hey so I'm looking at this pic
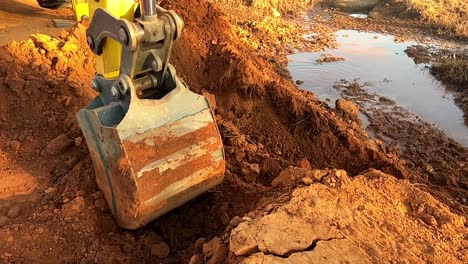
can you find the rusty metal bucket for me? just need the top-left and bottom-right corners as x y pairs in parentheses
(77, 76), (225, 229)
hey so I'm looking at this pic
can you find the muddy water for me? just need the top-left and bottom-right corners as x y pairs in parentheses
(288, 30), (468, 146)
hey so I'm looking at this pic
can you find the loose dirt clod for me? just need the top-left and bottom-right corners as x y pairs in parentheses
(6, 205), (21, 219)
(61, 197), (85, 218)
(316, 53), (345, 63)
(46, 134), (73, 156)
(150, 242), (171, 258)
(295, 158), (311, 169)
(94, 199), (108, 212)
(336, 98), (359, 120)
(0, 216), (10, 227)
(189, 254), (204, 264)
(202, 237), (227, 264)
(6, 140), (21, 152)
(229, 216), (242, 227)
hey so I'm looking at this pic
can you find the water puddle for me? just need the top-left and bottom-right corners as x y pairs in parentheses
(288, 30), (468, 146)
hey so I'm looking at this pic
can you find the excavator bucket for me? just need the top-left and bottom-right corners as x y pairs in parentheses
(77, 77), (225, 229)
(76, 1), (225, 229)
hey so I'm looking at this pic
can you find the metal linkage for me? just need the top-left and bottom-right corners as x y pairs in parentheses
(140, 0), (157, 18)
(86, 3), (184, 102)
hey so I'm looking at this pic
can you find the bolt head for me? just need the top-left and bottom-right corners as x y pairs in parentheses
(119, 27), (129, 44)
(111, 85), (120, 99)
(91, 79), (100, 92)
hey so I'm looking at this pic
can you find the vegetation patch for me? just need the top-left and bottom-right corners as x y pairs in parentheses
(210, 0), (318, 15)
(401, 0), (468, 38)
(431, 55), (468, 87)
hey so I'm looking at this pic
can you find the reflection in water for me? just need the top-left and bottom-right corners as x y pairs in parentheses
(288, 30), (468, 146)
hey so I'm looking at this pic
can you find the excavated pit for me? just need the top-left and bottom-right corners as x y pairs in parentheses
(0, 0), (461, 263)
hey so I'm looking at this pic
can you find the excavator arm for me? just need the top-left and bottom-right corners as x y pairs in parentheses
(67, 0), (225, 229)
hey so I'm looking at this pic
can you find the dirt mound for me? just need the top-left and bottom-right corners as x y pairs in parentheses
(230, 169), (467, 263)
(0, 0), (460, 262)
(324, 0), (381, 12)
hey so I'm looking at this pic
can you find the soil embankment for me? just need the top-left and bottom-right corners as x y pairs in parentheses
(0, 0), (466, 263)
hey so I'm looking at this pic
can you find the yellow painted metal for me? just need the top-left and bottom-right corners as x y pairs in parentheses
(70, 0), (89, 21)
(90, 0), (135, 78)
(71, 0), (136, 78)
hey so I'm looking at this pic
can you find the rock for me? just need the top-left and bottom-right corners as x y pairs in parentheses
(271, 167), (308, 187)
(7, 140), (21, 152)
(203, 237), (227, 264)
(301, 177), (313, 185)
(61, 41), (79, 53)
(94, 198), (108, 212)
(241, 162), (261, 180)
(230, 210), (341, 257)
(6, 77), (25, 91)
(32, 34), (60, 51)
(121, 243), (133, 254)
(295, 80), (304, 85)
(44, 187), (57, 194)
(0, 216), (10, 227)
(39, 63), (50, 73)
(91, 191), (104, 200)
(46, 134), (73, 156)
(422, 214), (438, 226)
(195, 237), (207, 251)
(334, 170), (349, 182)
(189, 254), (204, 264)
(242, 216), (252, 222)
(7, 205), (21, 219)
(61, 197), (86, 218)
(248, 163), (260, 175)
(150, 242), (170, 258)
(229, 216), (242, 227)
(296, 158), (311, 170)
(336, 99), (359, 119)
(306, 170), (328, 182)
(316, 54), (345, 64)
(74, 137), (83, 147)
